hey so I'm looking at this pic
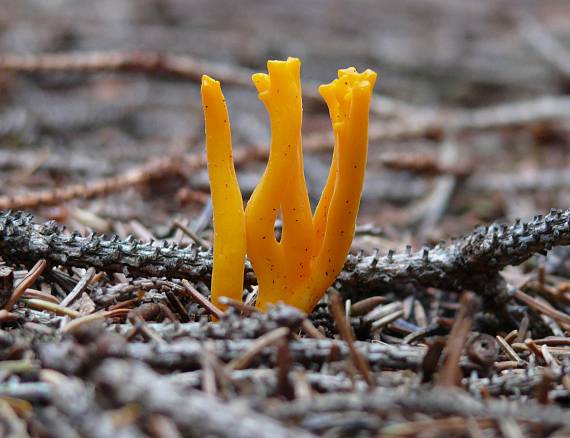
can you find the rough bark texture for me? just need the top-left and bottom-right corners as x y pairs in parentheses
(1, 210), (569, 297)
(265, 387), (570, 429)
(37, 335), (425, 374)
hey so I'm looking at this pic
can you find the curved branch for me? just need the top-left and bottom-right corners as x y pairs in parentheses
(0, 209), (569, 297)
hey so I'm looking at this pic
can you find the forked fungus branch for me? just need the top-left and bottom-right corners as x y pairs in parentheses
(202, 58), (376, 312)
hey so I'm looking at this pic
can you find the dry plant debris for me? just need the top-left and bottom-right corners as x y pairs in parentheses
(2, 1), (570, 436)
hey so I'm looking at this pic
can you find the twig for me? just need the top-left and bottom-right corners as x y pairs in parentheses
(127, 314), (166, 344)
(93, 358), (315, 438)
(380, 152), (472, 177)
(438, 292), (476, 387)
(329, 291), (375, 388)
(164, 290), (190, 322)
(0, 156), (185, 210)
(1, 210), (570, 299)
(218, 296), (259, 317)
(50, 336), (425, 372)
(496, 335), (523, 364)
(24, 298), (80, 318)
(181, 279), (223, 319)
(266, 387), (570, 428)
(226, 327), (290, 371)
(301, 319), (326, 340)
(173, 219), (210, 249)
(513, 289), (570, 327)
(59, 267), (96, 307)
(350, 296), (387, 317)
(0, 51), (251, 86)
(22, 288), (60, 304)
(60, 309), (130, 333)
(3, 259), (46, 310)
(0, 50), (415, 119)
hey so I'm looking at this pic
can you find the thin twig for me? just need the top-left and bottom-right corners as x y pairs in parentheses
(0, 156), (185, 210)
(61, 308), (130, 333)
(173, 220), (210, 249)
(217, 296), (259, 317)
(225, 327), (290, 371)
(496, 335), (523, 364)
(513, 289), (570, 327)
(301, 319), (326, 340)
(0, 50), (415, 119)
(3, 259), (47, 310)
(438, 292), (476, 387)
(59, 267), (96, 308)
(181, 279), (223, 320)
(329, 291), (375, 388)
(24, 299), (80, 318)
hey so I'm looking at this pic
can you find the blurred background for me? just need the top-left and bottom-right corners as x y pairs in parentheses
(1, 0), (570, 248)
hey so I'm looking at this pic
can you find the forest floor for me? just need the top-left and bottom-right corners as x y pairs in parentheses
(1, 1), (570, 437)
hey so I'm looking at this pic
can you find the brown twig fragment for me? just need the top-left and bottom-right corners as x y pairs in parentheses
(438, 292), (477, 387)
(22, 289), (60, 304)
(0, 51), (251, 86)
(514, 289), (570, 328)
(226, 327), (290, 371)
(173, 220), (211, 249)
(0, 156), (185, 210)
(421, 338), (446, 382)
(380, 152), (472, 177)
(495, 335), (523, 364)
(3, 259), (46, 310)
(276, 339), (295, 400)
(164, 290), (190, 322)
(301, 319), (326, 340)
(24, 298), (80, 318)
(59, 267), (96, 308)
(350, 296), (387, 317)
(535, 369), (555, 405)
(217, 296), (259, 317)
(329, 291), (375, 388)
(0, 50), (414, 120)
(181, 279), (223, 320)
(61, 308), (130, 333)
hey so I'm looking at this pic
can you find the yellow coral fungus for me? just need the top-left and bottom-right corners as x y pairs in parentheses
(202, 58), (376, 314)
(201, 75), (246, 310)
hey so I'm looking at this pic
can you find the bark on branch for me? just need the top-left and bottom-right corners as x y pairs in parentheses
(0, 209), (569, 297)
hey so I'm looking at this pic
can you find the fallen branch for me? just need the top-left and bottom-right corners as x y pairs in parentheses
(265, 387), (570, 429)
(0, 156), (186, 210)
(2, 94), (570, 210)
(93, 359), (314, 438)
(0, 210), (569, 297)
(0, 51), (252, 87)
(38, 336), (425, 373)
(0, 50), (412, 119)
